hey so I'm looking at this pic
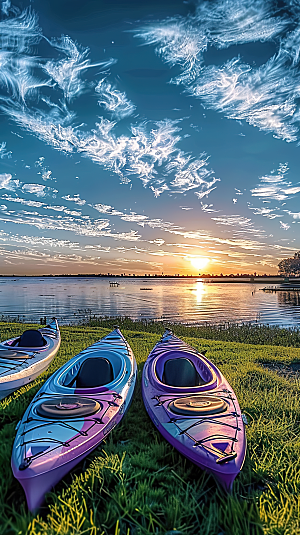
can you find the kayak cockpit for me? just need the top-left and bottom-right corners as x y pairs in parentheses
(5, 330), (48, 349)
(154, 350), (218, 391)
(59, 349), (124, 390)
(163, 358), (203, 387)
(64, 357), (114, 388)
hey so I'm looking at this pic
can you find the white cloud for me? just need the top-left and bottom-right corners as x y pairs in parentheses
(21, 183), (47, 197)
(0, 173), (19, 191)
(95, 78), (136, 119)
(62, 194), (86, 206)
(0, 5), (220, 199)
(283, 210), (300, 220)
(211, 214), (262, 235)
(135, 1), (300, 143)
(0, 209), (142, 241)
(249, 206), (281, 219)
(251, 163), (300, 201)
(0, 6), (42, 54)
(280, 221), (290, 230)
(43, 36), (116, 102)
(200, 202), (220, 213)
(91, 202), (183, 233)
(0, 141), (11, 158)
(1, 193), (44, 207)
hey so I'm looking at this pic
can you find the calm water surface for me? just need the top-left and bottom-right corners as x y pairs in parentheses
(0, 277), (300, 328)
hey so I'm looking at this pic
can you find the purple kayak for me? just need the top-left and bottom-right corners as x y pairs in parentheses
(11, 328), (137, 511)
(142, 329), (246, 490)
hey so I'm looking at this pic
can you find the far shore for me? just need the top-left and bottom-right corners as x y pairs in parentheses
(0, 274), (295, 283)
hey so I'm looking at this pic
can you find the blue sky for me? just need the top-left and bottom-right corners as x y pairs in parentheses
(0, 0), (300, 275)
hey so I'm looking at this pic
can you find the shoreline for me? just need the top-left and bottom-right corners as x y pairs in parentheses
(2, 316), (300, 348)
(0, 274), (291, 283)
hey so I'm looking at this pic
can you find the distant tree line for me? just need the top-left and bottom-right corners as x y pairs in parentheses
(278, 251), (300, 276)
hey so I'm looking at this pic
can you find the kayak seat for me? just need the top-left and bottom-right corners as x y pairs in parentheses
(14, 330), (46, 348)
(76, 357), (114, 388)
(162, 358), (199, 387)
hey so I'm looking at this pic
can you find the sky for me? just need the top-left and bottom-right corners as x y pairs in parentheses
(0, 0), (300, 276)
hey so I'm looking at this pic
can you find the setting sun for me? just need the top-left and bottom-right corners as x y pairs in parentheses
(189, 257), (210, 271)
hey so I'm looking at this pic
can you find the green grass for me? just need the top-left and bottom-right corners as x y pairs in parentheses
(1, 321), (300, 534)
(86, 316), (300, 348)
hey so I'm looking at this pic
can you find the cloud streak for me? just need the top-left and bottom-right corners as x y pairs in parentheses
(136, 0), (300, 143)
(251, 163), (300, 201)
(0, 6), (219, 199)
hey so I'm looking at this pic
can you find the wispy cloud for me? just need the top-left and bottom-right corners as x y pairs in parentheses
(95, 78), (136, 119)
(0, 230), (80, 249)
(35, 156), (56, 181)
(200, 202), (220, 213)
(0, 173), (20, 191)
(62, 194), (86, 206)
(21, 183), (47, 197)
(0, 6), (42, 54)
(280, 221), (290, 230)
(283, 210), (300, 220)
(135, 0), (300, 143)
(0, 205), (142, 241)
(43, 36), (116, 102)
(251, 163), (300, 201)
(91, 202), (184, 232)
(248, 205), (281, 219)
(211, 214), (264, 235)
(2, 193), (44, 207)
(0, 7), (219, 199)
(0, 141), (11, 158)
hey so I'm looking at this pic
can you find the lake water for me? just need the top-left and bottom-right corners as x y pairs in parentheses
(0, 277), (300, 328)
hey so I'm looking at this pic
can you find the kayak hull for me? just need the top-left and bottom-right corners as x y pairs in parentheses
(11, 328), (137, 511)
(0, 319), (60, 400)
(142, 330), (246, 490)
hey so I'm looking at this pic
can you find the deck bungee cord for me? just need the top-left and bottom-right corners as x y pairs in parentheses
(151, 390), (241, 462)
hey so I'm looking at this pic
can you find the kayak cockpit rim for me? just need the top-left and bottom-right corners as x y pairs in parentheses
(1, 319), (60, 352)
(56, 349), (126, 391)
(2, 339), (50, 351)
(152, 350), (218, 391)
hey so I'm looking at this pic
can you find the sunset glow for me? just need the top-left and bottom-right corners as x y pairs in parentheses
(189, 257), (210, 271)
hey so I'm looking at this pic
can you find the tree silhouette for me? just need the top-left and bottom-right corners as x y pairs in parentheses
(278, 252), (300, 276)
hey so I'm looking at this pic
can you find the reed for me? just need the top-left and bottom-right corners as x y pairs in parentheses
(0, 321), (300, 534)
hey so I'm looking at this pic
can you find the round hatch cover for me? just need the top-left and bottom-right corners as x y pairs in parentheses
(36, 396), (101, 419)
(168, 395), (227, 416)
(0, 350), (31, 359)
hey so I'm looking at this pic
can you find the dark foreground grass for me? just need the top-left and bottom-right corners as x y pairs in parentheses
(0, 322), (300, 534)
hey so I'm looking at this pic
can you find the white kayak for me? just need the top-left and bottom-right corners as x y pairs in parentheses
(0, 318), (61, 400)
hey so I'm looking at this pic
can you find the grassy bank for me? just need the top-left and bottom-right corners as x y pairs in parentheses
(0, 322), (300, 535)
(86, 316), (300, 348)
